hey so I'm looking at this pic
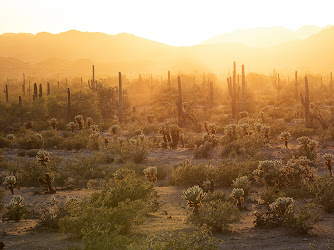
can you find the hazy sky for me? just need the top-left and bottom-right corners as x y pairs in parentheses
(0, 0), (333, 46)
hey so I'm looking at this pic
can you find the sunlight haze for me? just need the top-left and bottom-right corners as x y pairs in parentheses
(1, 0), (334, 46)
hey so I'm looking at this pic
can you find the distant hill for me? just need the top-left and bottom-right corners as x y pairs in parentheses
(201, 26), (322, 47)
(1, 27), (334, 78)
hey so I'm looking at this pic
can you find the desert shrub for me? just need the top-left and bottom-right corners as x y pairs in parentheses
(288, 123), (314, 138)
(16, 129), (43, 149)
(194, 141), (213, 159)
(309, 176), (334, 213)
(2, 195), (28, 222)
(258, 187), (283, 205)
(17, 150), (26, 157)
(59, 173), (159, 239)
(0, 188), (5, 208)
(188, 199), (241, 232)
(26, 149), (39, 157)
(0, 135), (10, 148)
(135, 230), (221, 250)
(172, 160), (216, 186)
(203, 190), (228, 203)
(255, 197), (322, 234)
(87, 131), (103, 150)
(60, 131), (89, 150)
(42, 130), (63, 149)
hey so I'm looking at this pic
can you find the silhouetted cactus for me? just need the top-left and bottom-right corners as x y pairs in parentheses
(22, 73), (25, 96)
(273, 73), (282, 96)
(47, 82), (50, 96)
(27, 80), (31, 96)
(88, 65), (102, 91)
(178, 76), (183, 126)
(168, 70), (170, 88)
(300, 76), (312, 128)
(118, 72), (123, 122)
(67, 88), (71, 122)
(4, 84), (8, 103)
(331, 72), (333, 94)
(18, 96), (22, 106)
(294, 71), (299, 100)
(33, 83), (37, 96)
(241, 64), (247, 111)
(228, 62), (240, 119)
(39, 83), (42, 98)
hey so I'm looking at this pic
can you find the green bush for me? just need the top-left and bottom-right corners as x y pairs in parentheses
(309, 176), (334, 213)
(42, 130), (63, 149)
(188, 200), (241, 232)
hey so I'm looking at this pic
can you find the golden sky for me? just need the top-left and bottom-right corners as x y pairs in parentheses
(0, 0), (333, 46)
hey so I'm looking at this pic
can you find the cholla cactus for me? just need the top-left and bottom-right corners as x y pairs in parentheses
(36, 150), (50, 166)
(49, 118), (58, 130)
(74, 115), (85, 130)
(110, 124), (119, 134)
(138, 134), (146, 141)
(67, 122), (76, 133)
(7, 134), (14, 140)
(201, 180), (214, 193)
(38, 173), (56, 194)
(208, 123), (217, 135)
(90, 125), (99, 132)
(254, 122), (262, 133)
(182, 185), (206, 212)
(230, 188), (245, 211)
(232, 176), (251, 196)
(86, 117), (93, 128)
(269, 197), (294, 217)
(253, 160), (282, 187)
(134, 129), (143, 136)
(296, 136), (318, 161)
(143, 166), (157, 183)
(239, 123), (249, 135)
(3, 175), (16, 194)
(323, 153), (333, 177)
(280, 131), (291, 148)
(4, 195), (25, 222)
(225, 124), (237, 138)
(262, 125), (270, 142)
(89, 131), (100, 139)
(117, 136), (126, 145)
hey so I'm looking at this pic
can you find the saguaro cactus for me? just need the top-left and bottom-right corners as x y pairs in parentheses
(294, 71), (299, 100)
(177, 76), (183, 125)
(330, 72), (333, 94)
(18, 96), (22, 106)
(118, 72), (123, 123)
(300, 76), (312, 128)
(47, 82), (50, 96)
(88, 65), (101, 91)
(4, 84), (8, 103)
(168, 70), (171, 89)
(67, 88), (71, 122)
(241, 64), (246, 111)
(209, 80), (213, 105)
(27, 80), (31, 96)
(22, 73), (25, 96)
(228, 62), (240, 119)
(273, 73), (282, 96)
(33, 83), (38, 97)
(39, 84), (43, 98)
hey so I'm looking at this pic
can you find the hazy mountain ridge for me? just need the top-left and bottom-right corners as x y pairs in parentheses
(0, 26), (334, 78)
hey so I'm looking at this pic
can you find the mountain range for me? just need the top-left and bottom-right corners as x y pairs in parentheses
(0, 26), (333, 79)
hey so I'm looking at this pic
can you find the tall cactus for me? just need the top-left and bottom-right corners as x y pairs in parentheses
(118, 72), (123, 123)
(209, 80), (213, 105)
(22, 73), (25, 96)
(168, 70), (171, 89)
(273, 73), (282, 96)
(47, 82), (50, 96)
(241, 64), (246, 111)
(34, 83), (38, 97)
(27, 80), (31, 96)
(300, 76), (312, 128)
(67, 88), (71, 122)
(18, 96), (22, 106)
(57, 81), (60, 91)
(177, 76), (183, 125)
(330, 72), (333, 94)
(4, 84), (8, 103)
(294, 71), (299, 100)
(39, 84), (43, 98)
(88, 65), (101, 91)
(228, 62), (240, 119)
